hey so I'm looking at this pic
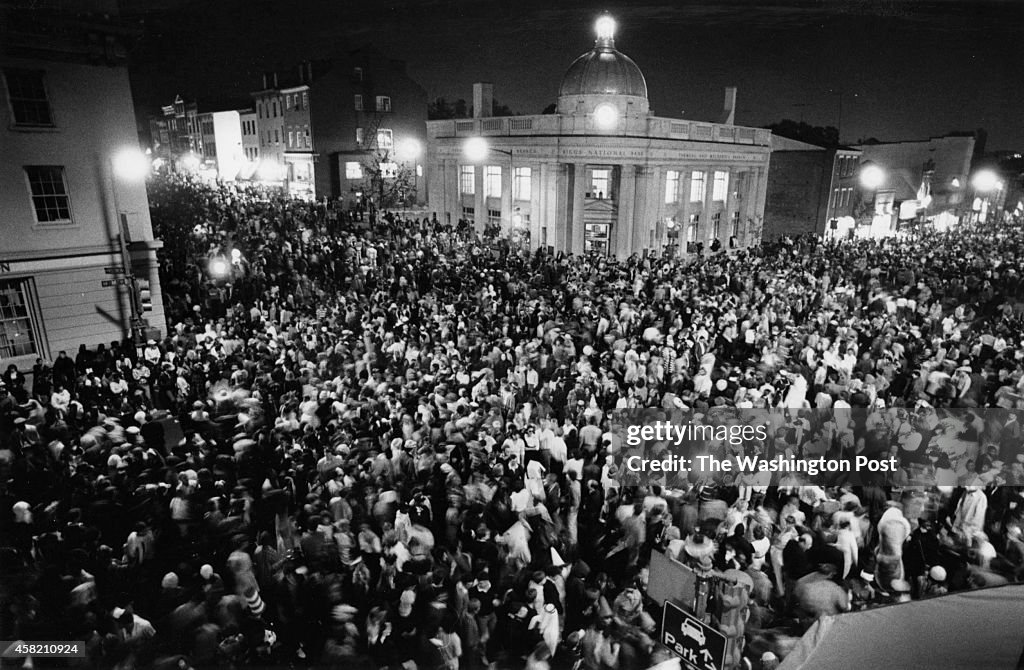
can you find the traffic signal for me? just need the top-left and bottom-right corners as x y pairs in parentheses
(138, 279), (153, 312)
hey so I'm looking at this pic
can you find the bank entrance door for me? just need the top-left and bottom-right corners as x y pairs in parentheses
(584, 223), (611, 254)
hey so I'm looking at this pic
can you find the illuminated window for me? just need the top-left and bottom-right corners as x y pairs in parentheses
(591, 169), (610, 198)
(302, 92), (308, 109)
(687, 213), (699, 242)
(485, 165), (502, 198)
(690, 171), (706, 202)
(0, 278), (39, 358)
(354, 94), (363, 111)
(376, 96), (392, 112)
(353, 67), (363, 81)
(345, 162), (363, 179)
(460, 165), (475, 194)
(288, 131), (294, 147)
(376, 128), (393, 150)
(713, 171), (729, 201)
(25, 166), (71, 224)
(665, 170), (680, 204)
(416, 164), (423, 177)
(355, 127), (364, 145)
(3, 68), (53, 126)
(514, 167), (532, 200)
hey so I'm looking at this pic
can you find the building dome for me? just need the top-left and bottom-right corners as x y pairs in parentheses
(556, 16), (649, 118)
(558, 46), (648, 99)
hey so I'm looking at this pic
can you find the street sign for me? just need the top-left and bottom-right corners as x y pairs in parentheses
(101, 278), (130, 287)
(104, 266), (126, 275)
(661, 602), (726, 670)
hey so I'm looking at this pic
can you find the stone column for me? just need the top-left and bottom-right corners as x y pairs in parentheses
(554, 163), (570, 252)
(615, 164), (636, 260)
(679, 169), (694, 255)
(723, 169), (737, 246)
(631, 166), (651, 255)
(646, 166), (666, 256)
(501, 160), (513, 236)
(530, 162), (543, 250)
(474, 164), (486, 231)
(570, 163), (586, 256)
(754, 163), (769, 244)
(702, 168), (716, 248)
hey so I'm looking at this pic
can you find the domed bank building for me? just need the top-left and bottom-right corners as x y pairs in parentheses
(425, 15), (772, 258)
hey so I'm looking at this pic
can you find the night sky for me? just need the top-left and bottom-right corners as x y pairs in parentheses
(125, 0), (1024, 149)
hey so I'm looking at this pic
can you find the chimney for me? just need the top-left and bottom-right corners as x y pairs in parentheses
(473, 82), (493, 118)
(720, 86), (737, 125)
(298, 63), (305, 83)
(273, 72), (279, 88)
(262, 73), (268, 89)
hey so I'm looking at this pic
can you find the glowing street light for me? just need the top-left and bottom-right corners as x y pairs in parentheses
(463, 136), (490, 162)
(209, 257), (230, 278)
(398, 138), (422, 161)
(594, 103), (619, 129)
(112, 147), (150, 181)
(971, 169), (999, 193)
(859, 164), (885, 190)
(230, 248), (243, 264)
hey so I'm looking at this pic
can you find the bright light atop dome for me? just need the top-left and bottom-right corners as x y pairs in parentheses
(463, 137), (489, 162)
(595, 15), (616, 41)
(859, 164), (885, 190)
(594, 103), (619, 129)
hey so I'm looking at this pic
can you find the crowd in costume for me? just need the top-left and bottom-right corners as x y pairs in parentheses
(2, 174), (1024, 670)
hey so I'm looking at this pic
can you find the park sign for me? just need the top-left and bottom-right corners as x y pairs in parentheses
(661, 601), (725, 670)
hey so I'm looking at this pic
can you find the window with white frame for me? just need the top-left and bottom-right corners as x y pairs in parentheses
(288, 131), (294, 147)
(513, 167), (532, 201)
(302, 92), (308, 109)
(713, 171), (729, 201)
(690, 171), (706, 202)
(345, 162), (363, 179)
(0, 278), (38, 358)
(665, 170), (680, 204)
(25, 166), (71, 224)
(4, 68), (53, 126)
(376, 96), (392, 112)
(460, 165), (475, 194)
(376, 128), (393, 150)
(485, 165), (502, 198)
(354, 94), (363, 111)
(590, 169), (610, 198)
(687, 213), (699, 243)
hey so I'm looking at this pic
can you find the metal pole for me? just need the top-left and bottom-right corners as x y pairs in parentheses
(107, 160), (143, 349)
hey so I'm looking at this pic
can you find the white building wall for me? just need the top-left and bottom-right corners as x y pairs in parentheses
(0, 56), (165, 370)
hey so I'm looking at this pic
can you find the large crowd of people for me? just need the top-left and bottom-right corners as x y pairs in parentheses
(2, 173), (1024, 670)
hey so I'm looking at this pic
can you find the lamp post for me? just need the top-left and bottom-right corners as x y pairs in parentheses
(463, 136), (515, 238)
(858, 162), (886, 237)
(109, 147), (152, 349)
(971, 169), (1002, 224)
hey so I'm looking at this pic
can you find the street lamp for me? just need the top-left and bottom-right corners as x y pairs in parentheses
(112, 147), (150, 181)
(971, 169), (999, 193)
(859, 164), (885, 190)
(463, 137), (515, 237)
(398, 138), (422, 161)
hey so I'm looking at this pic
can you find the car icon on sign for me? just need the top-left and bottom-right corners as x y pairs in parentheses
(681, 619), (706, 646)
